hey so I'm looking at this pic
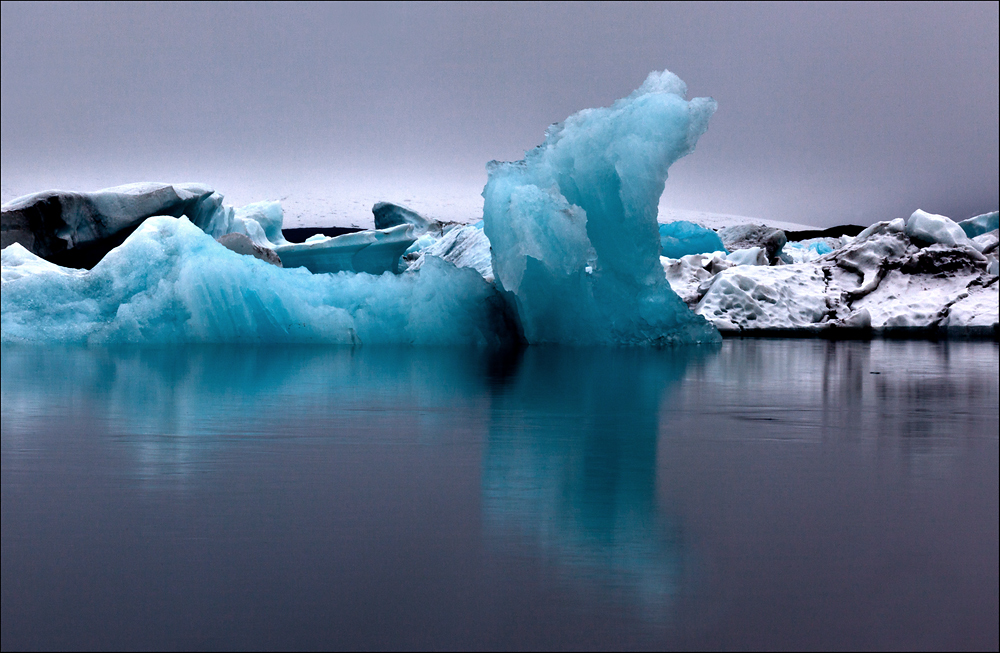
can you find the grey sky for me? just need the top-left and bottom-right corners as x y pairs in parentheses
(2, 1), (997, 227)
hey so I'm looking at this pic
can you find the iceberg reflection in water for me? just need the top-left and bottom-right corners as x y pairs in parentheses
(2, 341), (997, 649)
(482, 348), (699, 613)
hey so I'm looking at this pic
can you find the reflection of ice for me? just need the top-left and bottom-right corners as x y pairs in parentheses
(0, 345), (498, 482)
(481, 347), (712, 613)
(676, 340), (1000, 476)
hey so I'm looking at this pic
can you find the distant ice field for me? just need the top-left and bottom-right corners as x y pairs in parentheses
(1, 173), (814, 232)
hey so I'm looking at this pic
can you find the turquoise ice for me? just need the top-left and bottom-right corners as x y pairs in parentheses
(1, 217), (510, 345)
(658, 220), (727, 259)
(482, 70), (721, 345)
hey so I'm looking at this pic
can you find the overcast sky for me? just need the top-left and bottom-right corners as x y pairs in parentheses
(2, 1), (997, 227)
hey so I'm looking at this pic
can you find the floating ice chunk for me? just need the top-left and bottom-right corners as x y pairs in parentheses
(905, 209), (974, 248)
(275, 224), (416, 275)
(694, 264), (830, 331)
(2, 216), (511, 345)
(482, 69), (720, 345)
(658, 220), (726, 259)
(958, 211), (999, 238)
(725, 247), (768, 266)
(408, 224), (493, 282)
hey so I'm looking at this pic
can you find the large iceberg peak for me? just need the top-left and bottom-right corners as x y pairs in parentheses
(483, 69), (719, 345)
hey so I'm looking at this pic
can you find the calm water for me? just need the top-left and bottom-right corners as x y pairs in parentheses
(2, 340), (998, 650)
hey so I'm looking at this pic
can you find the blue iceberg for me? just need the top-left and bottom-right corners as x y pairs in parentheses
(482, 70), (720, 345)
(2, 217), (511, 345)
(658, 220), (727, 259)
(3, 69), (726, 347)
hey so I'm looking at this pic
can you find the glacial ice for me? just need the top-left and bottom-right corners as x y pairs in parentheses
(1, 182), (225, 267)
(717, 224), (787, 264)
(905, 209), (975, 248)
(959, 211), (1000, 238)
(482, 70), (720, 345)
(691, 217), (998, 335)
(407, 224), (494, 282)
(658, 220), (727, 259)
(782, 238), (838, 264)
(660, 253), (732, 305)
(724, 247), (769, 266)
(1, 217), (512, 345)
(372, 202), (438, 234)
(2, 67), (996, 345)
(275, 224), (417, 275)
(695, 263), (831, 332)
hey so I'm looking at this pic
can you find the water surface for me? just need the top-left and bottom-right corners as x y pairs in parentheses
(3, 340), (998, 650)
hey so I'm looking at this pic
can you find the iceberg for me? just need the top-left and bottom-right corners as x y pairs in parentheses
(661, 252), (732, 305)
(695, 263), (832, 332)
(693, 217), (998, 335)
(658, 220), (727, 259)
(958, 211), (999, 239)
(482, 70), (720, 345)
(1, 217), (514, 345)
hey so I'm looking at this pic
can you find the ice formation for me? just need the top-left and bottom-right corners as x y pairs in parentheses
(959, 211), (999, 238)
(482, 70), (720, 345)
(716, 224), (787, 264)
(0, 183), (224, 267)
(407, 224), (493, 282)
(781, 238), (839, 264)
(2, 68), (995, 345)
(275, 224), (416, 275)
(905, 209), (976, 248)
(1, 217), (513, 345)
(686, 217), (998, 335)
(372, 202), (439, 235)
(658, 220), (727, 259)
(217, 233), (283, 267)
(724, 247), (769, 266)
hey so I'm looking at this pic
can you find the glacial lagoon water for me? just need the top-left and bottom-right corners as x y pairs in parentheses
(2, 340), (997, 650)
